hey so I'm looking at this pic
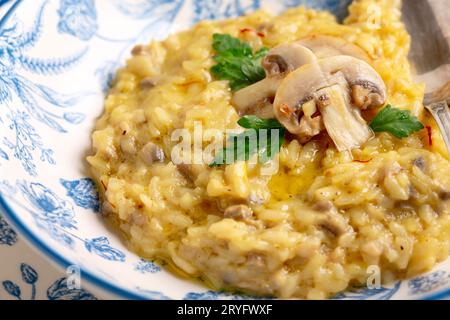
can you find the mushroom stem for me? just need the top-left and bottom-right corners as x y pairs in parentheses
(316, 84), (373, 151)
(231, 76), (283, 117)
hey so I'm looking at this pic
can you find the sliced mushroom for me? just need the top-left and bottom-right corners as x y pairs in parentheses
(232, 43), (317, 118)
(273, 55), (386, 151)
(316, 84), (374, 151)
(262, 43), (317, 77)
(298, 35), (371, 62)
(298, 36), (380, 110)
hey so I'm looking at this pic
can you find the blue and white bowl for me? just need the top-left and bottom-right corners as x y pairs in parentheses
(0, 0), (449, 300)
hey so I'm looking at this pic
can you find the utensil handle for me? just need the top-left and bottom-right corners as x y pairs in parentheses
(426, 101), (450, 154)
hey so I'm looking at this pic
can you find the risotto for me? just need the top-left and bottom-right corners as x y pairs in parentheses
(87, 0), (450, 299)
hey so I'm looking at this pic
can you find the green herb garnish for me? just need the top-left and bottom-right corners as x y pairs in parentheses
(209, 116), (285, 167)
(210, 33), (268, 91)
(369, 104), (424, 138)
(237, 115), (285, 130)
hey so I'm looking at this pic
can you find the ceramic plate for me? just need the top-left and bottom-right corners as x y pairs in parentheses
(0, 0), (449, 300)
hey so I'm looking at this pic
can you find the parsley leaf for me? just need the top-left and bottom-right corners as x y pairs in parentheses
(369, 104), (424, 138)
(209, 116), (285, 167)
(211, 33), (269, 91)
(238, 115), (285, 129)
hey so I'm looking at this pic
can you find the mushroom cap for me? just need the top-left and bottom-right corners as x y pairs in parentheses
(273, 55), (387, 134)
(298, 35), (371, 62)
(232, 43), (317, 116)
(262, 43), (317, 76)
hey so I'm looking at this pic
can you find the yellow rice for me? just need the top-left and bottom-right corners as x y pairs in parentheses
(87, 0), (450, 299)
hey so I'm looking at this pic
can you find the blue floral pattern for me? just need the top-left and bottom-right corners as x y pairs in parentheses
(57, 0), (98, 41)
(2, 263), (37, 300)
(0, 147), (8, 160)
(184, 290), (271, 300)
(193, 0), (260, 21)
(20, 263), (38, 299)
(3, 178), (124, 259)
(1, 0), (88, 176)
(2, 280), (21, 299)
(95, 60), (120, 93)
(283, 0), (352, 20)
(47, 277), (97, 300)
(134, 258), (161, 274)
(17, 180), (76, 248)
(114, 0), (184, 20)
(3, 111), (55, 175)
(408, 271), (450, 295)
(19, 181), (76, 229)
(84, 236), (126, 262)
(135, 287), (172, 300)
(60, 178), (99, 212)
(1, 262), (96, 300)
(0, 214), (17, 246)
(332, 282), (401, 300)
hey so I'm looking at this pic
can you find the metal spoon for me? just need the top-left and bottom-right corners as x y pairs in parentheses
(402, 0), (450, 153)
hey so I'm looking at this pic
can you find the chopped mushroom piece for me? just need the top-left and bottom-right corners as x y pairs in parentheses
(297, 99), (324, 143)
(139, 142), (165, 165)
(315, 206), (348, 237)
(131, 45), (152, 56)
(232, 43), (317, 118)
(177, 163), (196, 182)
(101, 200), (114, 217)
(273, 55), (386, 151)
(311, 201), (348, 237)
(298, 35), (371, 62)
(439, 191), (450, 201)
(412, 156), (426, 170)
(351, 81), (386, 110)
(129, 211), (148, 226)
(312, 200), (333, 212)
(320, 220), (345, 237)
(223, 204), (253, 220)
(140, 77), (160, 90)
(246, 252), (266, 271)
(298, 114), (324, 143)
